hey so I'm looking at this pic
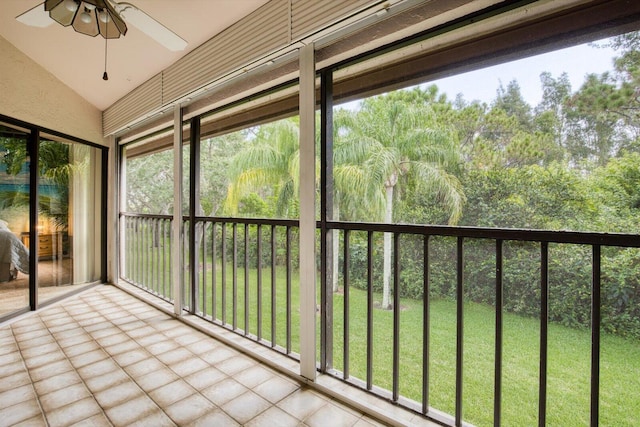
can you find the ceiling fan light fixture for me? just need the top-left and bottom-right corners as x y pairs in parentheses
(98, 10), (110, 24)
(44, 0), (127, 39)
(79, 10), (92, 24)
(64, 0), (78, 13)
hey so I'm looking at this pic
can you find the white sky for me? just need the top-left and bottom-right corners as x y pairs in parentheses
(431, 42), (618, 106)
(337, 38), (619, 109)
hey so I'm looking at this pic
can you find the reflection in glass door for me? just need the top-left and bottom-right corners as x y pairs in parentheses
(37, 136), (103, 305)
(37, 139), (70, 290)
(0, 123), (31, 316)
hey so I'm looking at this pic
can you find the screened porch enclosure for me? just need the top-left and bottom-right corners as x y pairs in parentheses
(119, 212), (640, 426)
(117, 1), (640, 426)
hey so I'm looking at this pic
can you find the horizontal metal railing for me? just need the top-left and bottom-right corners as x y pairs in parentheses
(121, 212), (640, 426)
(323, 221), (640, 427)
(121, 213), (173, 302)
(188, 216), (300, 358)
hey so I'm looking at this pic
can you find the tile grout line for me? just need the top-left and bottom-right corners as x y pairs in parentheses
(8, 323), (49, 426)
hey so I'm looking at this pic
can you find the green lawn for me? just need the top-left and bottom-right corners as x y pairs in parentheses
(155, 253), (640, 426)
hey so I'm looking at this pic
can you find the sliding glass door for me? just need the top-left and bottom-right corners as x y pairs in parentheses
(37, 135), (103, 304)
(0, 116), (106, 319)
(0, 123), (31, 316)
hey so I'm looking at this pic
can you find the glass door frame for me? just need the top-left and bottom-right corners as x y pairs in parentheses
(0, 113), (108, 318)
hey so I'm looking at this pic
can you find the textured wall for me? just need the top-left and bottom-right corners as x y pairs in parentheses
(0, 35), (106, 146)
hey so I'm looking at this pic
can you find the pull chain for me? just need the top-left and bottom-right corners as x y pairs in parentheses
(103, 23), (109, 80)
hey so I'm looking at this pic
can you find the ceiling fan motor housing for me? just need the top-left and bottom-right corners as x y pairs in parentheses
(45, 0), (127, 38)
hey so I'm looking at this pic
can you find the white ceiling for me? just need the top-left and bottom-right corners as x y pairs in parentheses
(0, 0), (269, 111)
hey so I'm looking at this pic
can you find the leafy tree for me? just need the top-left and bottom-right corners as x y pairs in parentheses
(493, 79), (533, 131)
(125, 148), (174, 214)
(199, 133), (248, 216)
(565, 72), (623, 166)
(337, 87), (465, 309)
(534, 71), (571, 155)
(224, 118), (301, 218)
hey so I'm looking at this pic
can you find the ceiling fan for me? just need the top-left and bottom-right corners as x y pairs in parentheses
(16, 0), (188, 52)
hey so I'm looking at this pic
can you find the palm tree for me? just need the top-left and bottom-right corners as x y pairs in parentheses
(336, 87), (466, 309)
(224, 118), (301, 218)
(1, 138), (72, 230)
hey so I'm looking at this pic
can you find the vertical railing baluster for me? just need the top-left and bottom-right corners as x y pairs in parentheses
(539, 241), (549, 427)
(221, 223), (227, 325)
(132, 217), (135, 283)
(494, 239), (504, 427)
(139, 218), (143, 287)
(150, 218), (155, 293)
(168, 219), (173, 300)
(141, 217), (145, 286)
(343, 229), (350, 380)
(183, 221), (189, 308)
(135, 217), (139, 285)
(366, 231), (373, 391)
(155, 218), (160, 294)
(124, 217), (127, 281)
(392, 232), (401, 402)
(456, 236), (464, 426)
(141, 217), (145, 287)
(422, 235), (430, 414)
(233, 223), (238, 330)
(244, 223), (249, 336)
(257, 224), (263, 342)
(142, 217), (146, 286)
(140, 218), (148, 289)
(271, 225), (277, 348)
(162, 219), (167, 298)
(149, 218), (153, 292)
(153, 218), (157, 292)
(212, 222), (217, 321)
(286, 226), (292, 354)
(127, 217), (131, 282)
(591, 245), (601, 427)
(202, 221), (207, 316)
(194, 221), (199, 311)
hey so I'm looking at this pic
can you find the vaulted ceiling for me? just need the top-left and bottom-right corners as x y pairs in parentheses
(0, 0), (269, 110)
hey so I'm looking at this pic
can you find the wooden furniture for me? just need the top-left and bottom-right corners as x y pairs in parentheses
(21, 232), (63, 260)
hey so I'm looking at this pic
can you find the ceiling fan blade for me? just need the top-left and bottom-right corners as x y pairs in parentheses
(114, 2), (187, 51)
(16, 3), (53, 28)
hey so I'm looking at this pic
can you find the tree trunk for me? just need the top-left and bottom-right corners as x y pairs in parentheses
(382, 181), (395, 310)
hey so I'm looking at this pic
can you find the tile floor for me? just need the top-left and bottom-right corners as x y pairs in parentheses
(0, 284), (396, 427)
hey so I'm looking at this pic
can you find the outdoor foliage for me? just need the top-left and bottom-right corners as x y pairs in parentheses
(126, 33), (640, 338)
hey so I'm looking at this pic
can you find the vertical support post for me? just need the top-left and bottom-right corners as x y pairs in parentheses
(343, 229), (350, 380)
(244, 224), (249, 335)
(257, 224), (263, 341)
(299, 42), (317, 381)
(271, 225), (277, 347)
(172, 106), (184, 316)
(320, 69), (334, 373)
(189, 117), (200, 314)
(115, 139), (125, 284)
(212, 222), (217, 320)
(101, 143), (109, 284)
